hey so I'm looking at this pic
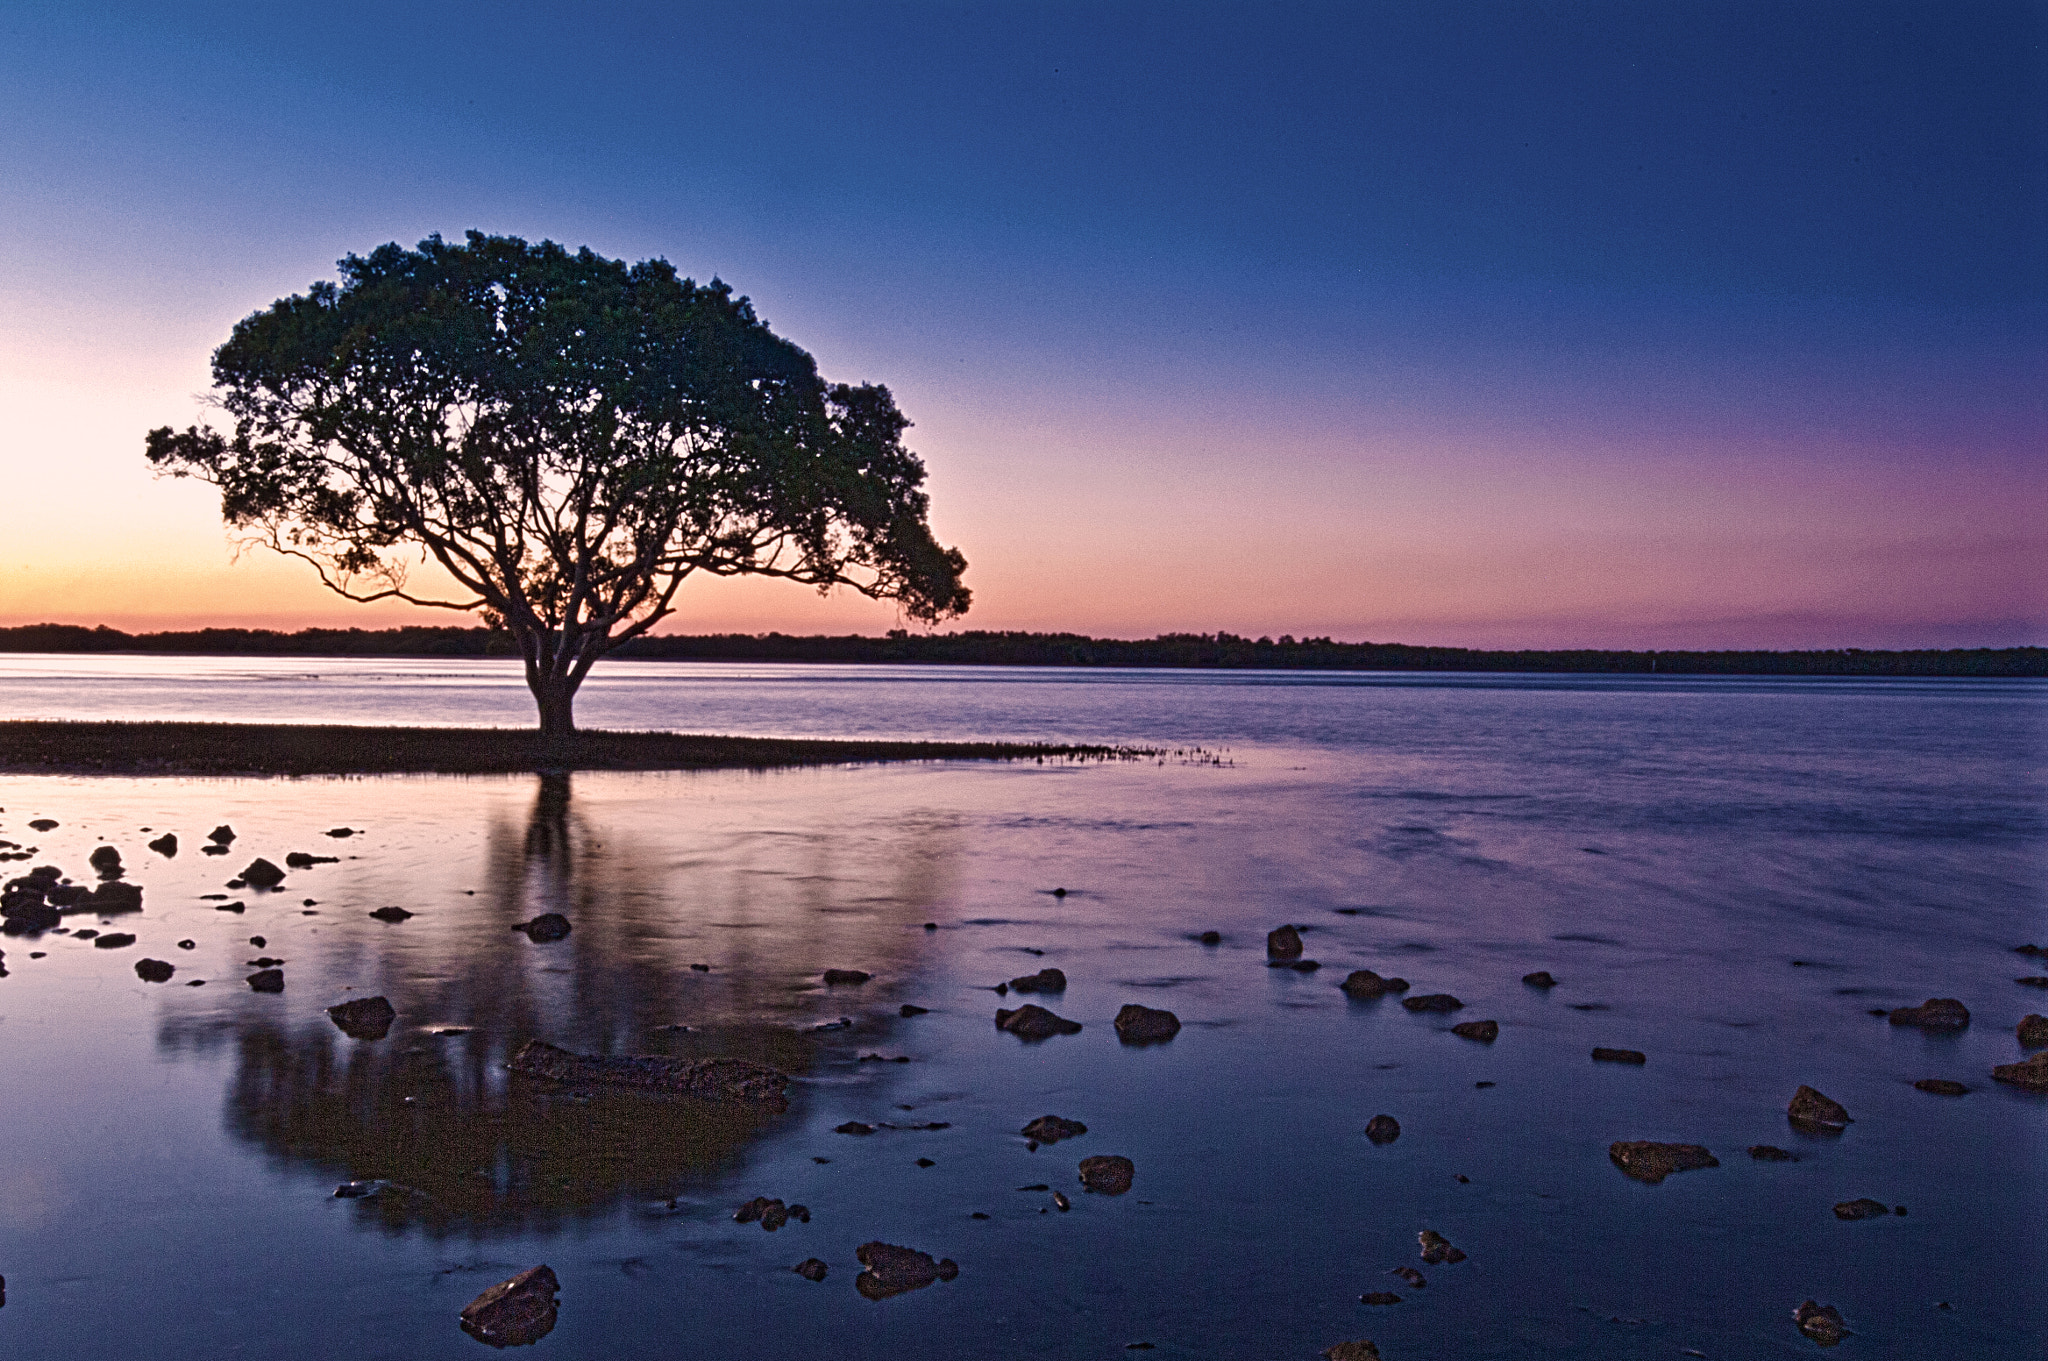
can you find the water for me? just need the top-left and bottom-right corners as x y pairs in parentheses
(0, 656), (2042, 1358)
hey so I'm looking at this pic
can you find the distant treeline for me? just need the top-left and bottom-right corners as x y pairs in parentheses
(2, 623), (2041, 676)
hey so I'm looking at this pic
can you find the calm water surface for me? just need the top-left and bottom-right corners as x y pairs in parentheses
(0, 657), (2042, 1358)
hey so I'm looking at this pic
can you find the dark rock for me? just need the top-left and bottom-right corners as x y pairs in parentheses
(207, 825), (235, 845)
(1007, 967), (1066, 994)
(460, 1265), (559, 1348)
(214, 901), (244, 913)
(28, 819), (57, 831)
(86, 881), (143, 913)
(1334, 970), (1410, 999)
(2, 902), (60, 933)
(1833, 1197), (1889, 1221)
(1198, 930), (1221, 944)
(1913, 1078), (1969, 1096)
(1323, 1344), (1382, 1361)
(1747, 1145), (1797, 1161)
(325, 827), (356, 838)
(284, 852), (338, 868)
(1360, 1292), (1402, 1305)
(508, 1039), (789, 1110)
(995, 1004), (1082, 1038)
(1266, 924), (1303, 959)
(247, 968), (284, 993)
(327, 996), (397, 1040)
(1021, 1115), (1088, 1144)
(1365, 1114), (1401, 1145)
(854, 1242), (958, 1300)
(369, 907), (414, 923)
(1078, 1154), (1135, 1196)
(1402, 993), (1464, 1013)
(899, 1004), (929, 1017)
(92, 932), (136, 950)
(2018, 944), (2048, 957)
(201, 845), (228, 856)
(1592, 1047), (1647, 1064)
(515, 913), (571, 942)
(1114, 1003), (1181, 1044)
(1991, 1051), (2048, 1091)
(88, 846), (123, 876)
(1794, 1299), (1846, 1346)
(1888, 997), (1969, 1030)
(1451, 1019), (1498, 1042)
(835, 1122), (875, 1135)
(1417, 1229), (1466, 1264)
(73, 929), (98, 939)
(239, 858), (287, 890)
(823, 968), (871, 985)
(177, 940), (195, 949)
(915, 1157), (935, 1168)
(690, 963), (710, 972)
(334, 1179), (380, 1198)
(794, 1258), (828, 1282)
(1521, 970), (1557, 987)
(1390, 1267), (1426, 1288)
(735, 1197), (806, 1230)
(135, 958), (174, 983)
(1290, 959), (1322, 972)
(249, 937), (265, 947)
(1608, 1141), (1719, 1184)
(1788, 1085), (1852, 1131)
(46, 883), (91, 907)
(2018, 1014), (2048, 1048)
(148, 833), (177, 857)
(248, 957), (285, 968)
(2017, 976), (2048, 989)
(1052, 1191), (1070, 1211)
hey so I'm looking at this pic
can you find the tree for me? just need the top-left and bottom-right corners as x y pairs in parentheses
(146, 232), (970, 735)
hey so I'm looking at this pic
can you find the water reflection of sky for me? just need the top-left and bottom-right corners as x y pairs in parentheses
(0, 672), (2043, 1356)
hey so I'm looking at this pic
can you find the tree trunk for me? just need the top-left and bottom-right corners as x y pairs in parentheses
(531, 672), (579, 738)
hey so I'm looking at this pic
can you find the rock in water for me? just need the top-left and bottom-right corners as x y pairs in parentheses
(92, 932), (136, 950)
(1592, 1047), (1647, 1064)
(1340, 970), (1410, 998)
(1608, 1141), (1719, 1184)
(1402, 994), (1464, 1013)
(1113, 1003), (1181, 1044)
(1833, 1197), (1889, 1220)
(134, 958), (174, 983)
(368, 907), (414, 923)
(1992, 1051), (2048, 1091)
(1020, 1115), (1088, 1144)
(284, 851), (339, 868)
(822, 968), (871, 985)
(1794, 1299), (1847, 1347)
(995, 1004), (1082, 1039)
(1390, 1267), (1425, 1288)
(207, 825), (235, 845)
(460, 1265), (559, 1347)
(1888, 997), (1969, 1030)
(1417, 1229), (1466, 1264)
(87, 882), (143, 913)
(1788, 1085), (1852, 1131)
(1078, 1154), (1135, 1196)
(1323, 1344), (1382, 1361)
(1266, 925), (1303, 960)
(854, 1242), (958, 1300)
(1359, 1292), (1402, 1305)
(88, 846), (123, 877)
(1521, 970), (1557, 987)
(1365, 1114), (1401, 1145)
(794, 1258), (828, 1282)
(2018, 1014), (2048, 1048)
(327, 996), (397, 1041)
(515, 913), (571, 942)
(1913, 1078), (1968, 1096)
(1451, 1019), (1498, 1042)
(236, 858), (285, 890)
(508, 1039), (789, 1110)
(734, 1197), (807, 1230)
(247, 968), (284, 993)
(147, 833), (177, 857)
(898, 1004), (928, 1017)
(1008, 967), (1067, 993)
(1747, 1145), (1797, 1161)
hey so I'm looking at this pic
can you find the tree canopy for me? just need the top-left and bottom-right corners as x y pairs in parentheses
(146, 231), (969, 733)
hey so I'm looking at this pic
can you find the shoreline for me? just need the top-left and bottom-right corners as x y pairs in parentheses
(0, 721), (1133, 777)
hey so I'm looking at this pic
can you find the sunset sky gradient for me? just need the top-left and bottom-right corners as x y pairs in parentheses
(1, 1), (2041, 647)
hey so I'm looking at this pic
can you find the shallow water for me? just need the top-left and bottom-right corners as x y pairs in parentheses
(0, 660), (2043, 1358)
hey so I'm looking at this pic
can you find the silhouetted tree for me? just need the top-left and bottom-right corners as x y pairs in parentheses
(146, 232), (969, 734)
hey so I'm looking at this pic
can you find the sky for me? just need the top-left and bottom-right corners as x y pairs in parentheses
(0, 0), (2042, 649)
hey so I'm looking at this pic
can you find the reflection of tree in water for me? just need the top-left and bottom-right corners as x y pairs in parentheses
(161, 771), (954, 1238)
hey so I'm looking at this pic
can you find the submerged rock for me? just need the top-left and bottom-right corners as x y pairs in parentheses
(1608, 1141), (1718, 1184)
(734, 1197), (808, 1230)
(247, 968), (284, 993)
(1198, 930), (1222, 945)
(1341, 969), (1410, 998)
(515, 913), (571, 942)
(1888, 997), (1970, 1030)
(854, 1242), (958, 1300)
(899, 1004), (929, 1017)
(2018, 1014), (2048, 1048)
(1008, 967), (1067, 994)
(794, 1258), (828, 1282)
(134, 958), (174, 983)
(1788, 1085), (1852, 1132)
(147, 833), (177, 857)
(1417, 1229), (1466, 1264)
(327, 996), (397, 1040)
(460, 1265), (559, 1348)
(1833, 1197), (1889, 1221)
(1390, 1266), (1426, 1288)
(1402, 994), (1464, 1013)
(1794, 1299), (1847, 1346)
(284, 851), (338, 868)
(507, 1039), (790, 1110)
(368, 907), (414, 923)
(823, 968), (871, 985)
(1266, 925), (1303, 960)
(1359, 1292), (1402, 1306)
(835, 1121), (875, 1136)
(1451, 1019), (1498, 1042)
(1748, 1145), (1798, 1161)
(995, 1004), (1082, 1038)
(1913, 1078), (1969, 1096)
(1592, 1047), (1647, 1064)
(1114, 1003), (1181, 1044)
(1079, 1154), (1136, 1195)
(1991, 1051), (2048, 1091)
(1521, 970), (1557, 987)
(239, 858), (286, 890)
(1021, 1115), (1088, 1144)
(1365, 1114), (1401, 1145)
(1322, 1344), (1382, 1361)
(91, 932), (136, 950)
